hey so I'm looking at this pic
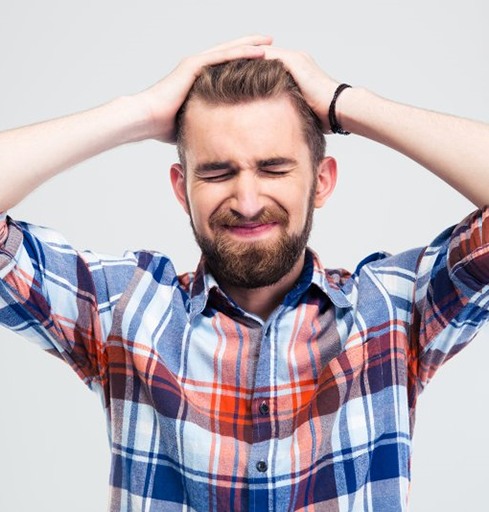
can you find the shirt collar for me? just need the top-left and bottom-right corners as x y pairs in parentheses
(289, 248), (353, 309)
(188, 248), (352, 320)
(304, 248), (353, 308)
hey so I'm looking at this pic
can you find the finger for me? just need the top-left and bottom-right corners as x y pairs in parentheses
(262, 47), (316, 78)
(201, 34), (273, 54)
(192, 44), (269, 71)
(262, 46), (300, 63)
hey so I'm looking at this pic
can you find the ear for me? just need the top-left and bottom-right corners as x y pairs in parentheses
(314, 157), (337, 208)
(170, 163), (190, 215)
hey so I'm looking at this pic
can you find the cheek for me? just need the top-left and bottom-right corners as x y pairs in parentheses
(187, 188), (223, 231)
(285, 184), (314, 215)
(188, 201), (206, 229)
(292, 202), (310, 226)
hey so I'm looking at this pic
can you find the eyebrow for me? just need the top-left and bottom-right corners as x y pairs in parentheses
(257, 157), (298, 168)
(195, 161), (234, 173)
(194, 157), (298, 174)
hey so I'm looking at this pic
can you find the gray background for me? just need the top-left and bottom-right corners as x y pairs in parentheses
(0, 1), (488, 510)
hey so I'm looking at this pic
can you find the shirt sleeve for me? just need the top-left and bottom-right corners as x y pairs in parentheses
(413, 207), (489, 387)
(0, 214), (138, 388)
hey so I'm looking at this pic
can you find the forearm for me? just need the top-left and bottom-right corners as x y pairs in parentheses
(0, 95), (150, 212)
(337, 88), (489, 208)
(0, 36), (272, 214)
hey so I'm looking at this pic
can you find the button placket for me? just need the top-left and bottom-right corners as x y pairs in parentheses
(249, 315), (280, 492)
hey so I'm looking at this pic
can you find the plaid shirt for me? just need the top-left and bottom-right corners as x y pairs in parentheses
(1, 208), (489, 512)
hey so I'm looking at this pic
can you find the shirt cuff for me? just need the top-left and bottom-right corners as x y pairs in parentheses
(448, 206), (489, 293)
(0, 216), (24, 276)
(0, 211), (7, 246)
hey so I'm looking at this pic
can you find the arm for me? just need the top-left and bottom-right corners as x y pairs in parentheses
(0, 35), (272, 212)
(265, 48), (489, 208)
(339, 89), (489, 208)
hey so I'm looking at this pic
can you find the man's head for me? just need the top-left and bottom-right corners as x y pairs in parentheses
(170, 59), (337, 290)
(176, 58), (326, 170)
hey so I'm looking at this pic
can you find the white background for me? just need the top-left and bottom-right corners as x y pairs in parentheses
(0, 1), (488, 510)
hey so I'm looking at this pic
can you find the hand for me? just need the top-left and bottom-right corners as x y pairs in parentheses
(135, 35), (273, 143)
(264, 47), (341, 133)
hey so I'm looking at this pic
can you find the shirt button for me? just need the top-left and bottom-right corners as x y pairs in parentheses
(259, 401), (270, 415)
(256, 460), (268, 473)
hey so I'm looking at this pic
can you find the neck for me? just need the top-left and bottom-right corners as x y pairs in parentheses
(219, 252), (306, 320)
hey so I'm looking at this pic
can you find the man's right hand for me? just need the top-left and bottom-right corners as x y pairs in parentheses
(133, 35), (272, 143)
(0, 35), (271, 212)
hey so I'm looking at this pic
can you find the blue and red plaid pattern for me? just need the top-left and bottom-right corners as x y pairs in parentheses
(1, 208), (489, 511)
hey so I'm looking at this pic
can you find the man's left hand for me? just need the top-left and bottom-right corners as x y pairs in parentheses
(264, 47), (341, 133)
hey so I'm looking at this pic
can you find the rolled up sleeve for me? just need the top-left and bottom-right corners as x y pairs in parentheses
(448, 207), (489, 295)
(415, 207), (489, 387)
(0, 215), (137, 389)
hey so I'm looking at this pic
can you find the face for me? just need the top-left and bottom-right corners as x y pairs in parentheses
(171, 95), (336, 289)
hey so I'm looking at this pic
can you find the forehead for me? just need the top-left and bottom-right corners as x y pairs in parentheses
(182, 95), (310, 167)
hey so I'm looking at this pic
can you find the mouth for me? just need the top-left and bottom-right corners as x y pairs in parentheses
(223, 222), (279, 238)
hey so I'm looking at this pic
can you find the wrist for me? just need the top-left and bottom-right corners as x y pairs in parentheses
(334, 87), (377, 136)
(328, 84), (352, 134)
(111, 94), (157, 144)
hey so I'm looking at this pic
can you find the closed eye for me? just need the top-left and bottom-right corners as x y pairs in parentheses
(200, 172), (235, 182)
(260, 169), (290, 177)
(194, 161), (237, 182)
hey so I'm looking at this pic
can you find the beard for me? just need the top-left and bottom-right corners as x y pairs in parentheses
(190, 192), (315, 290)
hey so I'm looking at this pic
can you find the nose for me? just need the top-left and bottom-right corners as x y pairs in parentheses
(230, 172), (264, 219)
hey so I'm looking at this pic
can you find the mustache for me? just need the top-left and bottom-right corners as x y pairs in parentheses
(209, 205), (289, 228)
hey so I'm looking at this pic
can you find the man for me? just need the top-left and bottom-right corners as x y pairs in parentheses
(1, 35), (489, 511)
